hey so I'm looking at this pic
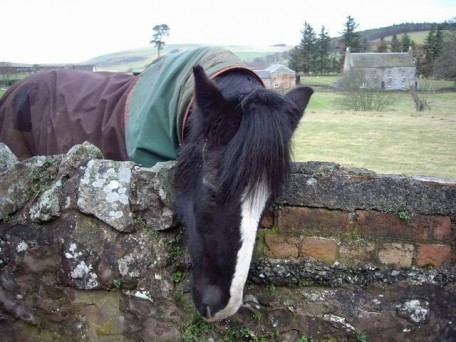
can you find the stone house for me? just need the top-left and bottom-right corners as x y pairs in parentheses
(254, 64), (296, 92)
(343, 47), (416, 90)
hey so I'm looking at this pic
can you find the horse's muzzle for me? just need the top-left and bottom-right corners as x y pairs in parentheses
(198, 285), (223, 321)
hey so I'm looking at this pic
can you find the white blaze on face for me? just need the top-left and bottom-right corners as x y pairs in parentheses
(209, 181), (269, 321)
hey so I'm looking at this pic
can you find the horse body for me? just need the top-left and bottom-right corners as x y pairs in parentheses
(0, 48), (313, 321)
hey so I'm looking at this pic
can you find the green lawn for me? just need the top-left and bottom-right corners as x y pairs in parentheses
(292, 90), (456, 179)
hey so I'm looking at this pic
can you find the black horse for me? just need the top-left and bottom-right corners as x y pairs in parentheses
(0, 47), (313, 321)
(175, 66), (312, 320)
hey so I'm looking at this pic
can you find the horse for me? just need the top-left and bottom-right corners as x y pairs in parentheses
(175, 66), (312, 320)
(0, 47), (313, 321)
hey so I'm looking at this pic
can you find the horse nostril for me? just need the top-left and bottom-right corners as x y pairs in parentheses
(199, 285), (223, 319)
(205, 305), (213, 319)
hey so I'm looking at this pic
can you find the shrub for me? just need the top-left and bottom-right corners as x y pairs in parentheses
(338, 70), (393, 111)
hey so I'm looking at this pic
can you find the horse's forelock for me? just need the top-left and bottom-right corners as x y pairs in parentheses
(219, 89), (295, 202)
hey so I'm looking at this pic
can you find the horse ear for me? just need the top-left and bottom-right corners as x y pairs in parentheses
(193, 65), (225, 115)
(285, 86), (314, 130)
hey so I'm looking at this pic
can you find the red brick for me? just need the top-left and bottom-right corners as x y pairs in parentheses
(300, 237), (337, 263)
(278, 207), (349, 235)
(260, 210), (274, 229)
(355, 210), (429, 241)
(416, 244), (453, 267)
(264, 235), (299, 259)
(339, 241), (376, 265)
(433, 216), (452, 240)
(378, 243), (414, 267)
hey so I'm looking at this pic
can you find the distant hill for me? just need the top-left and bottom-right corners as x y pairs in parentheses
(356, 22), (455, 42)
(86, 44), (292, 72)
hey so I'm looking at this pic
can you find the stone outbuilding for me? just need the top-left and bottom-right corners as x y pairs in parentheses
(254, 64), (296, 92)
(342, 47), (416, 90)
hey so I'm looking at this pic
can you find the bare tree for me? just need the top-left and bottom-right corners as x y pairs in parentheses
(338, 70), (393, 111)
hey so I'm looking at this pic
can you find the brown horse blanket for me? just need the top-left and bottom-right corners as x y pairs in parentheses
(0, 47), (261, 166)
(0, 69), (136, 161)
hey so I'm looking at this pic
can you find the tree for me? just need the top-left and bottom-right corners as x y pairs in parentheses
(376, 37), (388, 52)
(390, 34), (401, 52)
(299, 22), (317, 73)
(289, 22), (340, 75)
(433, 24), (444, 57)
(425, 25), (444, 63)
(341, 16), (361, 52)
(433, 20), (456, 84)
(360, 37), (370, 52)
(315, 26), (331, 74)
(150, 24), (170, 58)
(400, 33), (413, 52)
(288, 46), (302, 74)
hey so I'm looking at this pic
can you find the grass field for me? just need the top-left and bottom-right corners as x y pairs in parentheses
(292, 89), (456, 179)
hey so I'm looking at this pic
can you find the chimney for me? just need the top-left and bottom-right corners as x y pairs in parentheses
(343, 47), (351, 73)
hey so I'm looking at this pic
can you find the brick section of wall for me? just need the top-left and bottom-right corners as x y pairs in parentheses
(264, 235), (299, 258)
(339, 241), (376, 265)
(263, 205), (454, 268)
(300, 237), (338, 263)
(432, 216), (452, 240)
(278, 207), (350, 235)
(260, 210), (274, 229)
(378, 243), (414, 267)
(355, 210), (430, 241)
(416, 244), (453, 267)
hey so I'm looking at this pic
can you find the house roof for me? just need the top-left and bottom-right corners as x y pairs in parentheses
(254, 64), (295, 79)
(255, 70), (270, 79)
(349, 52), (415, 68)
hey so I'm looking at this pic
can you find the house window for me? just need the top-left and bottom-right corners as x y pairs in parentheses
(274, 83), (280, 88)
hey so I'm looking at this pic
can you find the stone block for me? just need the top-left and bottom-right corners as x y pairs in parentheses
(281, 162), (456, 221)
(300, 237), (338, 263)
(378, 243), (414, 267)
(78, 159), (136, 232)
(130, 162), (176, 231)
(417, 244), (453, 267)
(0, 143), (18, 170)
(0, 156), (59, 219)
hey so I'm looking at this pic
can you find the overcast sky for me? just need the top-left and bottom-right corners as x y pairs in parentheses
(1, 0), (455, 64)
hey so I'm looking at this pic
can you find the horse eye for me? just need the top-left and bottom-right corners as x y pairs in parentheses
(202, 177), (217, 202)
(207, 188), (217, 202)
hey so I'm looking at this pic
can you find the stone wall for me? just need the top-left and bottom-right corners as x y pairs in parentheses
(0, 142), (455, 341)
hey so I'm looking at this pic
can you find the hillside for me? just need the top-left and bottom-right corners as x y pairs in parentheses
(86, 44), (291, 72)
(357, 22), (451, 41)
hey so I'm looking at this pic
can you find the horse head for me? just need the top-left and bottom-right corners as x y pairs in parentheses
(175, 65), (313, 321)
